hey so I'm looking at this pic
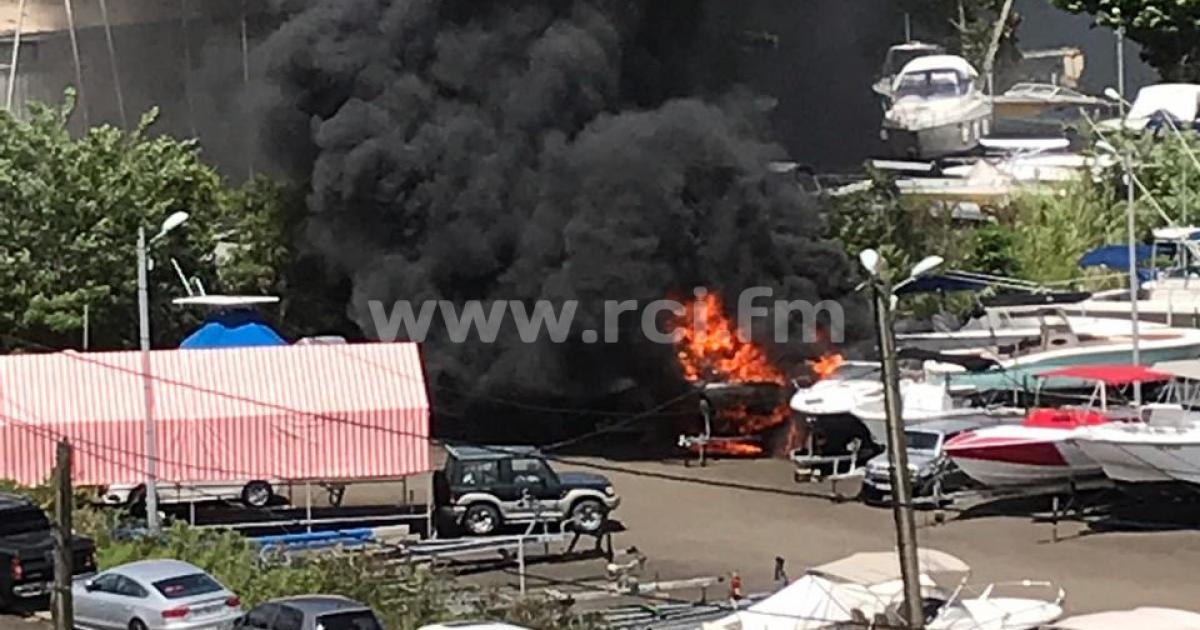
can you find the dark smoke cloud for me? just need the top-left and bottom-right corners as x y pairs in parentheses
(257, 0), (866, 420)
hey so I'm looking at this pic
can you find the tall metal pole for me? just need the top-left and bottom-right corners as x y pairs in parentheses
(1125, 155), (1142, 404)
(137, 227), (160, 532)
(1116, 28), (1126, 117)
(872, 281), (924, 629)
(61, 0), (89, 127)
(97, 0), (128, 128)
(5, 0), (26, 112)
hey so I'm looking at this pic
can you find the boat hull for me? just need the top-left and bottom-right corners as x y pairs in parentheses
(936, 341), (1200, 393)
(882, 115), (990, 159)
(946, 433), (1101, 487)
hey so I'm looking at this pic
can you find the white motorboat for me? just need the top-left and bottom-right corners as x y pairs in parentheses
(944, 366), (1169, 487)
(920, 309), (1200, 393)
(1098, 83), (1200, 132)
(702, 549), (1062, 630)
(882, 55), (993, 159)
(789, 361), (881, 417)
(1049, 606), (1200, 629)
(1071, 360), (1200, 489)
(850, 380), (1023, 446)
(1072, 227), (1200, 325)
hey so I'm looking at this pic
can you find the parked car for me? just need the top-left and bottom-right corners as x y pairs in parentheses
(860, 418), (984, 506)
(0, 492), (96, 608)
(435, 445), (620, 536)
(419, 623), (532, 630)
(237, 595), (383, 630)
(100, 479), (280, 508)
(73, 559), (242, 630)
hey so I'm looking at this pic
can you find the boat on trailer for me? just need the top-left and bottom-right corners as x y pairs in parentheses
(944, 365), (1171, 487)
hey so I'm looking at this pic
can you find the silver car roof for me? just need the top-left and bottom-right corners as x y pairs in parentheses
(111, 559), (208, 583)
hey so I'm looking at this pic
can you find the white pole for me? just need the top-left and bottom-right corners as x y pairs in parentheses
(97, 0), (128, 128)
(1125, 155), (1142, 404)
(904, 13), (911, 42)
(5, 0), (26, 112)
(138, 227), (160, 532)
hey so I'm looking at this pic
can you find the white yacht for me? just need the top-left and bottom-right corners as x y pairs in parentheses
(881, 55), (993, 159)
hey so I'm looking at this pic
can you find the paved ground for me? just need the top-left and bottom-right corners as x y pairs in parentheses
(534, 457), (1200, 616)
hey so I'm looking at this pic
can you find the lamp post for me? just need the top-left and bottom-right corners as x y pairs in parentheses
(1096, 141), (1142, 405)
(138, 211), (189, 533)
(859, 250), (943, 630)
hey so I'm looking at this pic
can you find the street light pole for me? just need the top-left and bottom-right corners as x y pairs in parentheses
(869, 280), (925, 629)
(1123, 153), (1142, 404)
(137, 227), (159, 533)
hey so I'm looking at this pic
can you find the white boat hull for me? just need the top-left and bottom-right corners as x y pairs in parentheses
(946, 427), (1103, 487)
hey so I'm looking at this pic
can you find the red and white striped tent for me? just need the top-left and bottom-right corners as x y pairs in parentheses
(0, 343), (430, 486)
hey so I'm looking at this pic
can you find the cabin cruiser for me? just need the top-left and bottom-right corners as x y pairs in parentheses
(1070, 360), (1200, 490)
(702, 549), (1063, 630)
(944, 366), (1167, 487)
(789, 361), (881, 417)
(881, 55), (993, 159)
(873, 41), (945, 101)
(992, 83), (1113, 120)
(919, 309), (1200, 393)
(789, 361), (882, 469)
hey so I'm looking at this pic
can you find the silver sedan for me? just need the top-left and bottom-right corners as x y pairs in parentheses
(73, 559), (242, 630)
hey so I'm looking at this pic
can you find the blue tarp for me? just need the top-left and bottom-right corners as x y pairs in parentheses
(1078, 244), (1154, 271)
(179, 310), (287, 349)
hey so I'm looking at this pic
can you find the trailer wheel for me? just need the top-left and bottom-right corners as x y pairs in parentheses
(463, 503), (501, 536)
(241, 481), (273, 507)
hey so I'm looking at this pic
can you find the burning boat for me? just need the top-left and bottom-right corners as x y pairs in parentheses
(881, 55), (993, 159)
(674, 294), (841, 459)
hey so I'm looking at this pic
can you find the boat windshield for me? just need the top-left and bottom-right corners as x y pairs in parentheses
(895, 70), (969, 99)
(905, 431), (941, 451)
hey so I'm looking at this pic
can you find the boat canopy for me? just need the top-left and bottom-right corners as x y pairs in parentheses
(1036, 365), (1172, 385)
(1052, 607), (1200, 630)
(894, 274), (991, 295)
(812, 549), (969, 586)
(1078, 244), (1154, 270)
(1127, 84), (1200, 125)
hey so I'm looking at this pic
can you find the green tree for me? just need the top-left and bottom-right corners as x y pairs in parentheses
(1051, 0), (1200, 81)
(0, 92), (348, 351)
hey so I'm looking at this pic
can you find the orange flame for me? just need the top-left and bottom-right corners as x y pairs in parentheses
(686, 440), (764, 457)
(674, 294), (784, 385)
(809, 353), (845, 380)
(719, 404), (792, 435)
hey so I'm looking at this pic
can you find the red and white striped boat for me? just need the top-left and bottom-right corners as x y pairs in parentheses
(943, 365), (1170, 488)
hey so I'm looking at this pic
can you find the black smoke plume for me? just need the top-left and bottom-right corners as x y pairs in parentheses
(257, 0), (867, 435)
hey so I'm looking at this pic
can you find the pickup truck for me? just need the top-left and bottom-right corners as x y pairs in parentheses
(436, 445), (620, 536)
(0, 492), (96, 608)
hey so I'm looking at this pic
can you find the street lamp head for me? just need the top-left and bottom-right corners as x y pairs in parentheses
(859, 249), (881, 277)
(1095, 140), (1118, 157)
(1103, 87), (1124, 103)
(909, 255), (944, 279)
(160, 211), (189, 235)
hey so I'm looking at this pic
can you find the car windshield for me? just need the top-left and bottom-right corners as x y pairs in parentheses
(905, 431), (941, 451)
(895, 70), (968, 99)
(316, 611), (384, 630)
(0, 506), (50, 536)
(153, 573), (223, 599)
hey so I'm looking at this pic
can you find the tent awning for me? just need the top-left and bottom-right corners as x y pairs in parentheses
(812, 549), (969, 586)
(0, 343), (430, 486)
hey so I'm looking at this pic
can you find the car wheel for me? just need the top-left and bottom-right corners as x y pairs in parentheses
(241, 481), (273, 507)
(130, 618), (148, 630)
(463, 503), (501, 536)
(569, 498), (608, 533)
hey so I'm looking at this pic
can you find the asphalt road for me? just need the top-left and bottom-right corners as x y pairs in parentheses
(536, 457), (1200, 615)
